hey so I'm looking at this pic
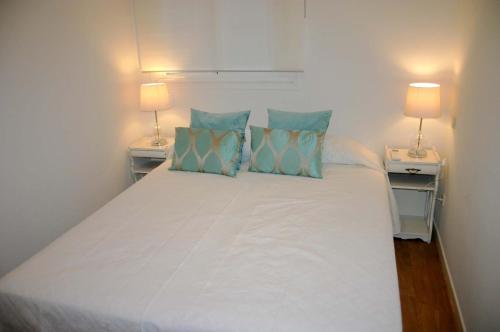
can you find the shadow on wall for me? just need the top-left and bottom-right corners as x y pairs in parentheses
(437, 0), (500, 330)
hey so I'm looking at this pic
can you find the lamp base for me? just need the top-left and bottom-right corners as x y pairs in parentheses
(151, 137), (167, 147)
(408, 147), (427, 158)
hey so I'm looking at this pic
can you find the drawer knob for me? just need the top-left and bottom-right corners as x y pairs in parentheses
(405, 168), (421, 174)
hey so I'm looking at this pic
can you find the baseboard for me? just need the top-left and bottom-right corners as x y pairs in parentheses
(435, 228), (467, 332)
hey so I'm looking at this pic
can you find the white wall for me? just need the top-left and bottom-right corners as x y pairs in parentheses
(146, 0), (462, 157)
(438, 0), (500, 330)
(0, 0), (142, 277)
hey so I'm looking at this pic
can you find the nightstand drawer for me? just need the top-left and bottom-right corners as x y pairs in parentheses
(386, 162), (440, 175)
(130, 149), (167, 159)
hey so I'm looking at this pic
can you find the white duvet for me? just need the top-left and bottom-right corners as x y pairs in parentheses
(0, 163), (401, 332)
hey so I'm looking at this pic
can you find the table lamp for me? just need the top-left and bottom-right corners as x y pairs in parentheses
(404, 82), (441, 158)
(140, 83), (171, 146)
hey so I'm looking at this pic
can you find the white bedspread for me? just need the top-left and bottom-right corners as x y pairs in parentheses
(0, 163), (401, 332)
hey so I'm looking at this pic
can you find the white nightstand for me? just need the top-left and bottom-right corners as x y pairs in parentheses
(385, 146), (442, 243)
(129, 137), (171, 182)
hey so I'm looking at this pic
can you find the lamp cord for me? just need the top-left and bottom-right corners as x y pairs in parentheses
(154, 110), (160, 142)
(417, 117), (423, 150)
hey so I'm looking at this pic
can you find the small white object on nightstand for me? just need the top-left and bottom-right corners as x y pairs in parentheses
(385, 146), (442, 243)
(390, 149), (402, 161)
(129, 137), (171, 182)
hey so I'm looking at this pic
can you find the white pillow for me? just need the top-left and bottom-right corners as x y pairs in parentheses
(322, 136), (384, 171)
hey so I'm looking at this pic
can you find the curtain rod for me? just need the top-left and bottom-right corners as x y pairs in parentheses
(142, 70), (304, 74)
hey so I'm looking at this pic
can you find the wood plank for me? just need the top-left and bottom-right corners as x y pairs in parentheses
(394, 237), (462, 332)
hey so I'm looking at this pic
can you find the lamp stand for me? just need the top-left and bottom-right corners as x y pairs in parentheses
(151, 110), (166, 146)
(408, 117), (427, 158)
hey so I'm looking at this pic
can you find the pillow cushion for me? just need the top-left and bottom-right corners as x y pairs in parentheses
(169, 127), (242, 177)
(322, 136), (383, 171)
(190, 108), (250, 132)
(267, 108), (332, 131)
(190, 109), (250, 170)
(249, 126), (325, 178)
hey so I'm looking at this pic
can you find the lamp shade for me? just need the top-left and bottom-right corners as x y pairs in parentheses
(404, 82), (441, 118)
(140, 83), (171, 112)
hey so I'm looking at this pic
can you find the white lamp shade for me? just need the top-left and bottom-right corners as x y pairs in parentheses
(140, 83), (171, 112)
(404, 83), (441, 118)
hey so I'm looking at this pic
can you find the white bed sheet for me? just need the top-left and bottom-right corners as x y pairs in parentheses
(0, 163), (402, 332)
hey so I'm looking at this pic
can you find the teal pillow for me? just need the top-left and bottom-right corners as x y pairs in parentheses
(191, 109), (250, 169)
(267, 109), (332, 131)
(249, 126), (325, 178)
(169, 127), (242, 177)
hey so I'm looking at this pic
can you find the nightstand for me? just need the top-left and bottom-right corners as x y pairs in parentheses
(385, 146), (442, 243)
(129, 137), (171, 182)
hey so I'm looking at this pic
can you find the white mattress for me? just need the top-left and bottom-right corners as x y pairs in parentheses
(0, 163), (402, 332)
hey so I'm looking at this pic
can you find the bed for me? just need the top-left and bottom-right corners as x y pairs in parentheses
(0, 157), (402, 331)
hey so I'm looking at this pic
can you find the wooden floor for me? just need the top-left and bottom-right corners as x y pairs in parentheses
(394, 237), (462, 332)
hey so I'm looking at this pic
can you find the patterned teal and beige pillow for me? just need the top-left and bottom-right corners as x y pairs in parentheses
(249, 126), (325, 178)
(169, 127), (242, 177)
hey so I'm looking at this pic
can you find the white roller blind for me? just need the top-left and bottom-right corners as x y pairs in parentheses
(133, 0), (304, 72)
